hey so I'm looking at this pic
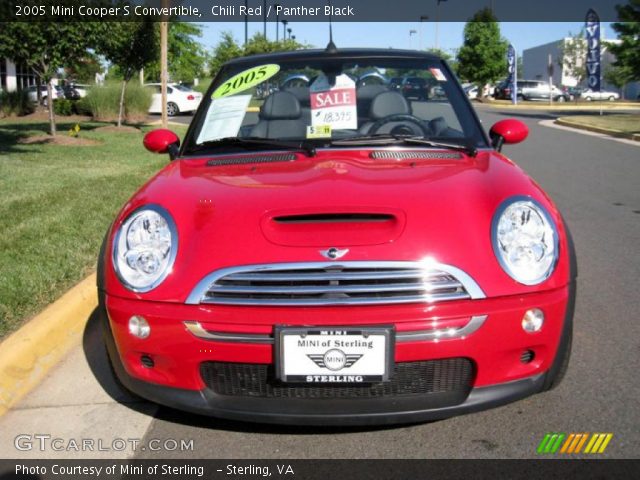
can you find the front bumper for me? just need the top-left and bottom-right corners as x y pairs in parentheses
(100, 283), (573, 425)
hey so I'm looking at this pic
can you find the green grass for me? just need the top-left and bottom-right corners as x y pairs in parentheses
(557, 114), (640, 135)
(0, 119), (186, 338)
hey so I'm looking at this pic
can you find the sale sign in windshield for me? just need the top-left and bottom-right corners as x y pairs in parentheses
(310, 74), (358, 130)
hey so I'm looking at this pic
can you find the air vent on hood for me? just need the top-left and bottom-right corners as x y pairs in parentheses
(274, 213), (394, 224)
(207, 153), (297, 167)
(370, 151), (462, 160)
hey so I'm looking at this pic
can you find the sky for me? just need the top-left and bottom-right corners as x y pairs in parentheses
(198, 22), (618, 56)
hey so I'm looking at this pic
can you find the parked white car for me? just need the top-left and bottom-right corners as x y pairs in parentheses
(465, 85), (479, 100)
(26, 85), (63, 104)
(581, 89), (620, 101)
(146, 83), (203, 116)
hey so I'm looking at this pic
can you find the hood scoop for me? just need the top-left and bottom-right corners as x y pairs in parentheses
(262, 208), (406, 247)
(274, 213), (395, 224)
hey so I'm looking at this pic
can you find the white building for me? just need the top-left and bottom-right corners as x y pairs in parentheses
(523, 38), (639, 100)
(0, 58), (38, 92)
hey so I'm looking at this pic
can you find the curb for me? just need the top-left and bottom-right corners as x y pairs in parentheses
(0, 273), (97, 417)
(555, 119), (640, 142)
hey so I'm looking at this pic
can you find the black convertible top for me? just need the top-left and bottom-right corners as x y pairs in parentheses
(223, 48), (442, 67)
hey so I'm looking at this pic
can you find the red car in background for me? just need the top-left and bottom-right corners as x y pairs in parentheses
(98, 48), (575, 425)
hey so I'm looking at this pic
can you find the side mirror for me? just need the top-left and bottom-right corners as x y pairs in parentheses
(489, 119), (528, 152)
(143, 129), (180, 160)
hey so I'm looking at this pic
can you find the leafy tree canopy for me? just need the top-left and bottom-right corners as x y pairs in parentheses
(456, 8), (508, 93)
(209, 32), (306, 77)
(608, 0), (640, 82)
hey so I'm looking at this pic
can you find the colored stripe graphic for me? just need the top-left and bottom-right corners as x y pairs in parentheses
(537, 433), (565, 454)
(539, 433), (613, 454)
(585, 433), (613, 454)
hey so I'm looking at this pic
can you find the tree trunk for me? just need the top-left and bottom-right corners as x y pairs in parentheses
(117, 79), (127, 128)
(36, 77), (42, 108)
(46, 81), (56, 136)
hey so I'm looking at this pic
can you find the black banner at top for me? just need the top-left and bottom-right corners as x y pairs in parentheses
(1, 0), (624, 22)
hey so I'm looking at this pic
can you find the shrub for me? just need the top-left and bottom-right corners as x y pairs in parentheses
(53, 98), (74, 116)
(193, 79), (212, 94)
(83, 82), (152, 123)
(124, 82), (152, 123)
(0, 89), (35, 117)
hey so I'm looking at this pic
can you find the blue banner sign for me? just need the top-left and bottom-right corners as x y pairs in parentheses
(585, 9), (601, 91)
(507, 44), (518, 104)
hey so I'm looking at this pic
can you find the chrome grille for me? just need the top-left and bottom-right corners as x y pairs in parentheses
(186, 261), (485, 306)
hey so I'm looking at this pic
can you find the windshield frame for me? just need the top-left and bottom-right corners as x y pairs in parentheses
(180, 49), (491, 157)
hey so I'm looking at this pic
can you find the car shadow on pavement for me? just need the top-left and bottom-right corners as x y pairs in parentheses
(82, 307), (153, 414)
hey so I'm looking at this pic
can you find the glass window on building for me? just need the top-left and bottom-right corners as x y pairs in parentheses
(16, 62), (37, 90)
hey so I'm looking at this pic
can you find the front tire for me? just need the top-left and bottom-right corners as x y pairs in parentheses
(585, 96), (592, 101)
(167, 102), (179, 117)
(608, 96), (615, 102)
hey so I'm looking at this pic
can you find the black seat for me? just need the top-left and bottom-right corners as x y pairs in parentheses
(250, 91), (306, 139)
(359, 91), (420, 135)
(356, 84), (388, 124)
(284, 86), (311, 125)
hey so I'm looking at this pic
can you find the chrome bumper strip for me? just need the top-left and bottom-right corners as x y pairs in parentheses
(183, 315), (487, 345)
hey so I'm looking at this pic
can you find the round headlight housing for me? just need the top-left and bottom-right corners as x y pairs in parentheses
(492, 197), (558, 285)
(112, 205), (177, 292)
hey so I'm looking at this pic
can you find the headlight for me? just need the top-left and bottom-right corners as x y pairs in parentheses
(492, 197), (558, 285)
(112, 205), (178, 292)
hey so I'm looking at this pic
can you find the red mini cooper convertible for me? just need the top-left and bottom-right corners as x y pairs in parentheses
(98, 48), (576, 425)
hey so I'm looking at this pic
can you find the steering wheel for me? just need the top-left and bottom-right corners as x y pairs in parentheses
(368, 114), (430, 136)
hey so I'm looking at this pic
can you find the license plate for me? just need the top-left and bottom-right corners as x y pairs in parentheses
(275, 327), (393, 383)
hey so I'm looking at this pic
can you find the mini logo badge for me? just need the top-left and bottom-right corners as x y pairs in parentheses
(307, 349), (363, 371)
(319, 247), (349, 260)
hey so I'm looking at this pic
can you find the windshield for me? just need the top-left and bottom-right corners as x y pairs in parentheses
(184, 54), (487, 155)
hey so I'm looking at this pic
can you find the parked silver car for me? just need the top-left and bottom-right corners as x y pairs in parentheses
(519, 80), (568, 102)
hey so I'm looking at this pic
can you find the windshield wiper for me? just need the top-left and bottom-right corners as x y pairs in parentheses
(191, 137), (317, 157)
(332, 134), (477, 157)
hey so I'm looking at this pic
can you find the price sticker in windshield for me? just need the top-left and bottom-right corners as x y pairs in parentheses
(212, 64), (280, 99)
(306, 125), (332, 139)
(310, 74), (358, 130)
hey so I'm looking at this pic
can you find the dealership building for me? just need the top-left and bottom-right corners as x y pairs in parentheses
(0, 58), (40, 92)
(523, 38), (640, 100)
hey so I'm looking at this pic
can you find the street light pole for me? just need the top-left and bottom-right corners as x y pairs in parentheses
(263, 0), (267, 38)
(419, 15), (429, 51)
(275, 4), (280, 41)
(160, 0), (168, 129)
(244, 0), (248, 46)
(282, 20), (288, 40)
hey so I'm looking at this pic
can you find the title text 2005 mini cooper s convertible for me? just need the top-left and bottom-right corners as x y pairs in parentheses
(98, 48), (576, 425)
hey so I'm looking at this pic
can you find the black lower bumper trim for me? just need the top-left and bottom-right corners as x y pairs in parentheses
(100, 307), (546, 426)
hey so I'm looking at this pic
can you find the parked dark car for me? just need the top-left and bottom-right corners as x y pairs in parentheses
(400, 76), (429, 100)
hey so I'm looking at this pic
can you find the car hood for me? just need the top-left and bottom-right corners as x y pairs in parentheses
(105, 148), (571, 302)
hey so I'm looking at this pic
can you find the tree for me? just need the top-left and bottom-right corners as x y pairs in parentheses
(65, 51), (103, 84)
(0, 19), (100, 135)
(98, 19), (158, 127)
(145, 23), (208, 83)
(209, 32), (305, 77)
(557, 30), (587, 86)
(608, 0), (640, 82)
(456, 8), (508, 96)
(604, 64), (633, 98)
(209, 32), (243, 77)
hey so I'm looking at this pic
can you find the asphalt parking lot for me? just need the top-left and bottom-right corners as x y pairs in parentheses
(2, 105), (639, 459)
